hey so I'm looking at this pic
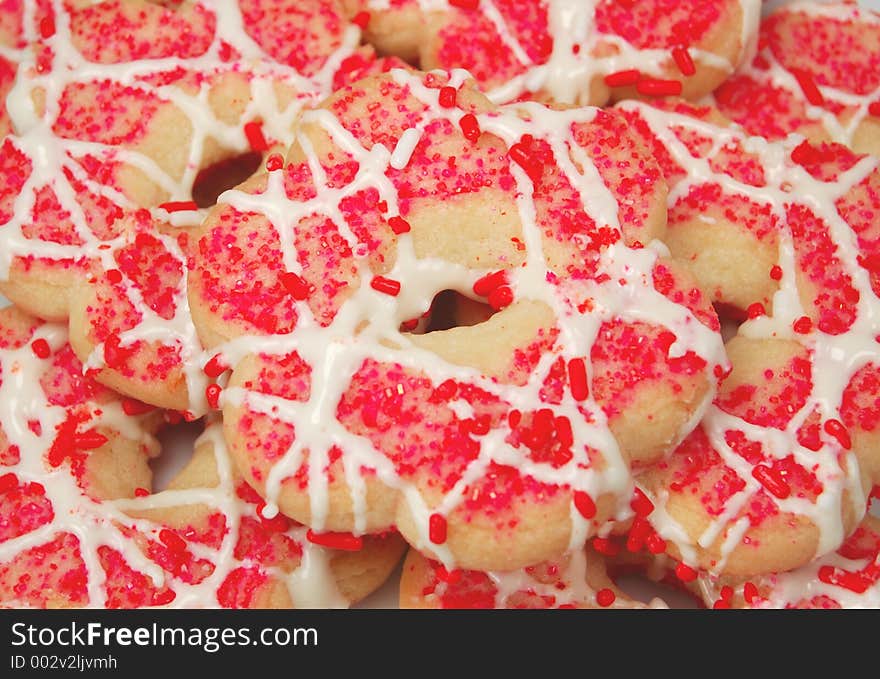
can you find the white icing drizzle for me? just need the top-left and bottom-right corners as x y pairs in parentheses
(617, 98), (880, 570)
(0, 322), (350, 608)
(0, 0), (364, 412)
(366, 0), (760, 105)
(210, 67), (726, 568)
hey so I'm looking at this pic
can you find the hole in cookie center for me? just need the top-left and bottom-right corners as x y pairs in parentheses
(400, 290), (495, 334)
(150, 420), (203, 492)
(191, 152), (263, 209)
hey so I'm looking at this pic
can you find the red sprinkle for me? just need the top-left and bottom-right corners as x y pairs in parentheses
(122, 399), (154, 416)
(280, 272), (311, 300)
(159, 529), (188, 553)
(824, 419), (852, 450)
(746, 302), (766, 319)
(645, 533), (667, 555)
(459, 114), (481, 143)
(103, 334), (135, 369)
(595, 589), (616, 607)
(487, 285), (513, 311)
(371, 276), (401, 297)
(266, 153), (284, 172)
(671, 46), (696, 76)
(435, 566), (462, 584)
(626, 517), (652, 553)
(473, 270), (507, 297)
(769, 265), (783, 281)
(713, 598), (731, 610)
(388, 216), (411, 235)
(869, 101), (880, 118)
(39, 16), (55, 39)
(244, 121), (269, 152)
(0, 473), (18, 494)
(630, 487), (654, 518)
(205, 383), (222, 410)
(603, 69), (641, 88)
(203, 354), (228, 378)
(792, 316), (813, 334)
(752, 464), (791, 500)
(307, 530), (363, 551)
(743, 582), (759, 605)
(134, 487), (150, 498)
(818, 565), (870, 593)
(429, 513), (448, 544)
(30, 339), (51, 359)
(106, 268), (123, 285)
(567, 358), (589, 401)
(675, 563), (698, 583)
(438, 86), (458, 108)
(508, 138), (544, 183)
(151, 590), (176, 607)
(573, 491), (597, 520)
(449, 0), (479, 9)
(636, 78), (683, 97)
(351, 10), (370, 29)
(158, 201), (198, 213)
(74, 430), (108, 450)
(791, 68), (824, 106)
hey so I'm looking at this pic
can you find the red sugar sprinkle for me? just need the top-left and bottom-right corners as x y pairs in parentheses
(459, 114), (481, 143)
(39, 16), (55, 39)
(203, 354), (228, 378)
(435, 566), (462, 584)
(438, 86), (458, 108)
(823, 419), (851, 450)
(792, 316), (813, 334)
(388, 216), (411, 235)
(134, 487), (150, 498)
(473, 270), (507, 297)
(720, 585), (733, 602)
(351, 10), (370, 29)
(818, 565), (870, 594)
(769, 265), (783, 281)
(567, 358), (589, 401)
(429, 513), (448, 544)
(672, 46), (696, 76)
(604, 69), (641, 88)
(280, 272), (311, 301)
(743, 582), (759, 605)
(713, 598), (731, 610)
(158, 201), (198, 213)
(636, 78), (683, 97)
(306, 530), (363, 551)
(30, 339), (51, 359)
(122, 399), (154, 416)
(205, 383), (222, 410)
(592, 537), (620, 556)
(266, 154), (284, 172)
(371, 276), (401, 297)
(752, 464), (791, 500)
(0, 472), (18, 494)
(488, 285), (513, 311)
(675, 563), (698, 583)
(159, 529), (187, 553)
(630, 487), (654, 518)
(449, 0), (479, 9)
(103, 334), (135, 369)
(746, 302), (766, 319)
(626, 517), (652, 553)
(573, 491), (597, 520)
(790, 68), (824, 106)
(244, 121), (269, 152)
(106, 268), (123, 285)
(151, 590), (176, 607)
(869, 101), (880, 118)
(596, 589), (616, 607)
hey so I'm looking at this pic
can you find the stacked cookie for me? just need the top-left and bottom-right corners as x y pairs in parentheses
(0, 0), (878, 609)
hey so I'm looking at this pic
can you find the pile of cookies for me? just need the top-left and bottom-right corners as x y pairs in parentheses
(1, 0), (878, 609)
